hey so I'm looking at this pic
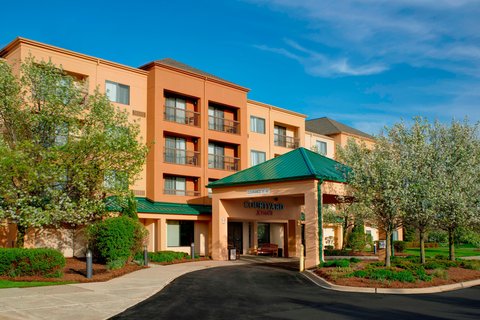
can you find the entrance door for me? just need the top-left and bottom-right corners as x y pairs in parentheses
(228, 222), (243, 253)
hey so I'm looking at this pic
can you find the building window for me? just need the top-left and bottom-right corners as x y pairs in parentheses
(165, 97), (186, 123)
(315, 140), (327, 156)
(105, 80), (130, 105)
(208, 143), (225, 169)
(257, 223), (270, 245)
(250, 116), (265, 134)
(251, 150), (266, 166)
(164, 176), (186, 195)
(167, 220), (194, 247)
(165, 136), (186, 164)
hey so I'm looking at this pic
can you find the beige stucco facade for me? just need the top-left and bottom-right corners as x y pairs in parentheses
(304, 131), (335, 158)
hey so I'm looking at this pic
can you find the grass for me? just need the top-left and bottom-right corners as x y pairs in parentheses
(0, 279), (76, 289)
(404, 246), (480, 258)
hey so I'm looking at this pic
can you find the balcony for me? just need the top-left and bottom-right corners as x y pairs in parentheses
(164, 106), (200, 127)
(163, 189), (200, 196)
(164, 148), (200, 166)
(274, 134), (300, 149)
(208, 154), (240, 171)
(208, 115), (240, 134)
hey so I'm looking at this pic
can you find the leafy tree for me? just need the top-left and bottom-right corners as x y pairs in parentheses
(429, 119), (480, 260)
(347, 222), (367, 252)
(0, 58), (148, 246)
(338, 138), (406, 267)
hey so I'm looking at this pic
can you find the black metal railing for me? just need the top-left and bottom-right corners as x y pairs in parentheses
(208, 115), (240, 134)
(208, 154), (240, 171)
(164, 148), (200, 166)
(163, 189), (200, 196)
(164, 106), (200, 126)
(274, 134), (300, 149)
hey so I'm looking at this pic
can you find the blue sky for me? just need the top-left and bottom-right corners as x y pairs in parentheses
(1, 0), (479, 135)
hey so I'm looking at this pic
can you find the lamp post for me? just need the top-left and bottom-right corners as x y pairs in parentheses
(190, 242), (195, 259)
(143, 244), (148, 266)
(86, 249), (92, 279)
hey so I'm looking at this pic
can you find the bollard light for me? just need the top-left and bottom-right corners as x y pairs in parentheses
(299, 244), (305, 272)
(190, 242), (195, 260)
(143, 245), (148, 266)
(86, 249), (93, 279)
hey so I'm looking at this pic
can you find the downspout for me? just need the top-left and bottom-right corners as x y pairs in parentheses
(317, 179), (324, 263)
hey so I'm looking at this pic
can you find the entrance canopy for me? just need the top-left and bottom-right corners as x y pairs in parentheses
(207, 147), (348, 189)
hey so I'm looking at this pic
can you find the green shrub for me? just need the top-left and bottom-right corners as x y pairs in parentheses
(393, 241), (407, 253)
(321, 259), (350, 268)
(0, 248), (65, 278)
(432, 268), (448, 280)
(87, 216), (148, 269)
(352, 268), (415, 282)
(460, 260), (480, 270)
(347, 224), (367, 252)
(324, 249), (349, 256)
(392, 270), (416, 282)
(349, 257), (361, 263)
(148, 251), (189, 263)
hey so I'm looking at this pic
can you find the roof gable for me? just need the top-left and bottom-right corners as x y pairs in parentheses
(306, 117), (374, 140)
(207, 148), (348, 188)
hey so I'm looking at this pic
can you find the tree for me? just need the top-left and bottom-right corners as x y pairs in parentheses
(0, 58), (148, 246)
(338, 138), (405, 267)
(429, 119), (480, 260)
(389, 118), (437, 264)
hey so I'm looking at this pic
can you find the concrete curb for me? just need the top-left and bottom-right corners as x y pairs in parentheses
(302, 270), (480, 295)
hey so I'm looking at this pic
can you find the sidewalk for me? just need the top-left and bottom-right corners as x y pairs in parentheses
(0, 260), (248, 320)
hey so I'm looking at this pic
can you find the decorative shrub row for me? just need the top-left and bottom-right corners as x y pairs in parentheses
(0, 248), (65, 278)
(320, 258), (361, 268)
(324, 249), (350, 256)
(86, 216), (148, 269)
(406, 242), (439, 248)
(352, 268), (417, 283)
(148, 251), (189, 263)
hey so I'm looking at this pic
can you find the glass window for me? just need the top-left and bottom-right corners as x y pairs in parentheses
(165, 97), (186, 123)
(165, 176), (186, 195)
(315, 141), (327, 156)
(167, 220), (194, 247)
(250, 116), (265, 134)
(257, 223), (270, 245)
(165, 136), (186, 164)
(105, 80), (130, 105)
(208, 106), (225, 131)
(251, 150), (266, 166)
(208, 143), (225, 169)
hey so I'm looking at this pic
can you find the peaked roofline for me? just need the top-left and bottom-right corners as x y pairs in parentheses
(306, 117), (375, 141)
(139, 59), (250, 92)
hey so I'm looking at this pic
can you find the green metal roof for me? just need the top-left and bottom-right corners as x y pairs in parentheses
(106, 197), (211, 215)
(207, 147), (349, 189)
(137, 198), (211, 215)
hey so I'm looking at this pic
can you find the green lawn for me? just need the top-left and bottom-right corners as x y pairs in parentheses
(0, 280), (76, 289)
(404, 246), (480, 258)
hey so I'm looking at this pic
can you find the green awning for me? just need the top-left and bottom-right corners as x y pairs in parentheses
(207, 147), (349, 189)
(136, 198), (211, 215)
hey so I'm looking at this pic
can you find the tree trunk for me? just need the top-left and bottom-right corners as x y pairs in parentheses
(342, 217), (349, 249)
(385, 230), (392, 267)
(448, 229), (455, 261)
(15, 224), (27, 248)
(419, 229), (426, 264)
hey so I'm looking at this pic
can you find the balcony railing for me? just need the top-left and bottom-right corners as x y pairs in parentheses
(208, 115), (240, 134)
(208, 154), (240, 171)
(164, 148), (200, 166)
(163, 189), (200, 196)
(274, 134), (300, 149)
(164, 106), (200, 127)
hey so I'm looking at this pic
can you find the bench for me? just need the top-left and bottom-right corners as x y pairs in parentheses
(257, 243), (278, 257)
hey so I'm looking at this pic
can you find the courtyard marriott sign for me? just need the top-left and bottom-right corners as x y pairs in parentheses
(243, 201), (285, 216)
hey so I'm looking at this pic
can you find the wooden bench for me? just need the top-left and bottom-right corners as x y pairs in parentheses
(257, 243), (278, 257)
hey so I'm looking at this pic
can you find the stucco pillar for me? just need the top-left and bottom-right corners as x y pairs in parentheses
(212, 199), (228, 260)
(156, 218), (167, 252)
(287, 220), (298, 257)
(304, 181), (321, 268)
(335, 225), (343, 249)
(145, 219), (155, 252)
(252, 221), (258, 250)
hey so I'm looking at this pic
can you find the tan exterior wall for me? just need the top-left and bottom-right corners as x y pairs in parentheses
(331, 132), (376, 157)
(142, 63), (249, 205)
(247, 100), (306, 164)
(304, 131), (335, 159)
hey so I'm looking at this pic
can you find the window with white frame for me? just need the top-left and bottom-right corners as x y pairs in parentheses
(315, 140), (327, 156)
(251, 150), (266, 166)
(105, 80), (130, 105)
(250, 116), (265, 134)
(164, 176), (186, 195)
(167, 220), (194, 247)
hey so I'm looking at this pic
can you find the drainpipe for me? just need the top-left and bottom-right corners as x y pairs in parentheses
(317, 180), (324, 264)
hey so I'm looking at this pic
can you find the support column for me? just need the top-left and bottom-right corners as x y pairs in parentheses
(156, 218), (167, 252)
(304, 180), (321, 268)
(252, 221), (258, 250)
(145, 219), (155, 252)
(212, 199), (228, 260)
(287, 220), (298, 257)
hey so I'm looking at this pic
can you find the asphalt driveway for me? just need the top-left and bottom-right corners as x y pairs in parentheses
(111, 262), (480, 320)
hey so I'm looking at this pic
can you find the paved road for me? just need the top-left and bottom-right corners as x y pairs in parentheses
(111, 262), (480, 320)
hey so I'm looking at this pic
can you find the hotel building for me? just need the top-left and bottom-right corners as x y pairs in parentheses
(0, 38), (396, 268)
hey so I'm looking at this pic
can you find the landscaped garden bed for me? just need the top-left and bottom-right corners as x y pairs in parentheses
(145, 251), (210, 265)
(315, 256), (480, 288)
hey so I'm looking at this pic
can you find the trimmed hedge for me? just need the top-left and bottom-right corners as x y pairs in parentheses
(0, 248), (65, 278)
(148, 251), (189, 263)
(321, 259), (351, 268)
(87, 216), (147, 269)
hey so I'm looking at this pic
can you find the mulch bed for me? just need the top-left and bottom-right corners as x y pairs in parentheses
(315, 261), (480, 289)
(0, 258), (146, 283)
(152, 257), (211, 266)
